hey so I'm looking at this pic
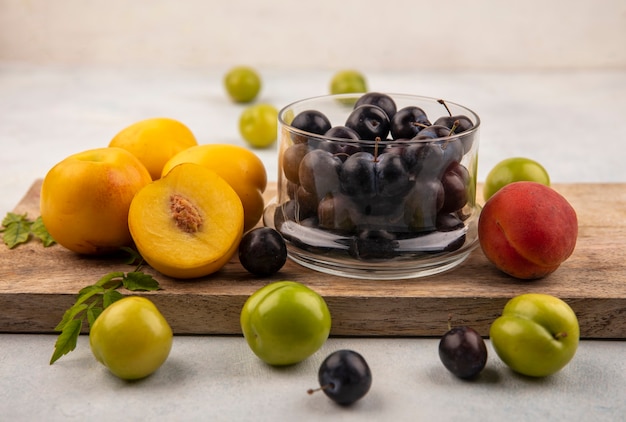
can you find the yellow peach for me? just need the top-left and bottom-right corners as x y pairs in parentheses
(109, 117), (198, 180)
(161, 144), (267, 231)
(128, 163), (244, 279)
(40, 147), (152, 255)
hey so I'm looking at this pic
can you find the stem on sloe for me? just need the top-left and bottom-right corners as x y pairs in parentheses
(373, 137), (380, 162)
(438, 98), (453, 117)
(441, 120), (461, 150)
(307, 383), (335, 395)
(449, 120), (460, 136)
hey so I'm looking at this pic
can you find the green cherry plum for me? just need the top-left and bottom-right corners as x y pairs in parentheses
(240, 281), (331, 366)
(484, 157), (550, 201)
(329, 70), (368, 95)
(89, 296), (173, 380)
(224, 66), (261, 103)
(490, 293), (579, 377)
(239, 103), (279, 148)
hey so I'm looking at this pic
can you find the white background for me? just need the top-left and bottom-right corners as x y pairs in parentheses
(1, 0), (625, 70)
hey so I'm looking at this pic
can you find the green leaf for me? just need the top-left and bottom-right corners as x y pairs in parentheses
(50, 318), (83, 365)
(102, 289), (124, 308)
(31, 216), (56, 247)
(1, 212), (28, 227)
(77, 284), (105, 303)
(86, 304), (103, 328)
(2, 213), (32, 248)
(119, 246), (143, 265)
(123, 271), (161, 291)
(94, 271), (125, 288)
(53, 303), (88, 332)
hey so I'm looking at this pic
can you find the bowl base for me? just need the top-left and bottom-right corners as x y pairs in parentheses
(285, 242), (477, 280)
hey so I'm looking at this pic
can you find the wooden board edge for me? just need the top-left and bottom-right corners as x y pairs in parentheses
(1, 292), (623, 339)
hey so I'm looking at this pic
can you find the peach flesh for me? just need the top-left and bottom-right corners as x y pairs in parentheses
(478, 181), (578, 279)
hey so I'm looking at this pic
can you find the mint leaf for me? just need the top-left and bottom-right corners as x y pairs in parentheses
(77, 285), (105, 303)
(2, 212), (56, 248)
(1, 213), (32, 248)
(123, 272), (161, 291)
(54, 303), (89, 331)
(86, 303), (103, 328)
(94, 271), (125, 288)
(102, 289), (124, 308)
(2, 212), (27, 227)
(50, 318), (83, 364)
(31, 216), (55, 247)
(119, 246), (143, 265)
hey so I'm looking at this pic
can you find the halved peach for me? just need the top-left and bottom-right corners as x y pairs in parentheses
(128, 162), (244, 279)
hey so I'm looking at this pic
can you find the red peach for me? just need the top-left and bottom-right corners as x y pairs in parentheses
(478, 181), (578, 279)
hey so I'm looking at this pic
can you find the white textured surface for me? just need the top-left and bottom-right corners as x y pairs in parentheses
(1, 335), (625, 422)
(1, 64), (626, 420)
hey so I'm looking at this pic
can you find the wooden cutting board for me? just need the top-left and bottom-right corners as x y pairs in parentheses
(1, 180), (625, 339)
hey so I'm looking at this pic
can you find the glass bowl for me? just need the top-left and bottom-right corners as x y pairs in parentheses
(263, 93), (481, 279)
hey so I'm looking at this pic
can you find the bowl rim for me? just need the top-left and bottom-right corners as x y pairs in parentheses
(278, 92), (481, 145)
